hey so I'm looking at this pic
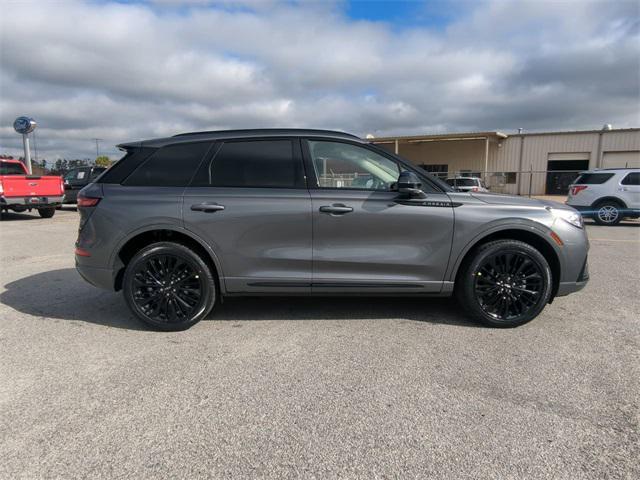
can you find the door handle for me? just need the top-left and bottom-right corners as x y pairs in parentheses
(319, 204), (353, 215)
(190, 203), (225, 213)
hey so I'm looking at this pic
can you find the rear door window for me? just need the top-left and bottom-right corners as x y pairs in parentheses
(193, 139), (304, 188)
(124, 142), (212, 187)
(573, 173), (615, 184)
(621, 172), (640, 185)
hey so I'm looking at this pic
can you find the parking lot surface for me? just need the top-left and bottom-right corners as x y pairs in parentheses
(1, 208), (638, 479)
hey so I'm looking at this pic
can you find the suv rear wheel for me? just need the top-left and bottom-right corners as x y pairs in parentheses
(123, 242), (217, 331)
(456, 240), (552, 328)
(594, 200), (622, 226)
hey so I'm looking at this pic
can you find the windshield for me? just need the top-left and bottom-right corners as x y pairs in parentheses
(0, 161), (26, 175)
(446, 178), (477, 187)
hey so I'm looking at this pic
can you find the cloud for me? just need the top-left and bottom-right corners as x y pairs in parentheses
(0, 0), (638, 160)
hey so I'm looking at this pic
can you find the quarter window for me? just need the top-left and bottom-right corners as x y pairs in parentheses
(308, 141), (400, 190)
(124, 142), (211, 187)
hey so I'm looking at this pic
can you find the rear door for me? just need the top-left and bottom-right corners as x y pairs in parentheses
(619, 171), (640, 209)
(303, 139), (455, 293)
(182, 138), (312, 293)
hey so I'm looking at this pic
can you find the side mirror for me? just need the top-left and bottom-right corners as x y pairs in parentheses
(397, 171), (427, 199)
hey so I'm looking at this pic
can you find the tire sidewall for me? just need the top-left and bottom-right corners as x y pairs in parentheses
(123, 242), (216, 331)
(459, 241), (552, 327)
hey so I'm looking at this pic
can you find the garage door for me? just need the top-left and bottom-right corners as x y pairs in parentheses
(602, 151), (640, 169)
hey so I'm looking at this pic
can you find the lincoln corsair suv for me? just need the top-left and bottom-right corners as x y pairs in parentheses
(76, 129), (589, 330)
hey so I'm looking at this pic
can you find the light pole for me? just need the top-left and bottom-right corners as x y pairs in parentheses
(13, 116), (37, 175)
(92, 138), (103, 158)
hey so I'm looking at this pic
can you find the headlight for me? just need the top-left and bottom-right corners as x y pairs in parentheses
(548, 207), (584, 229)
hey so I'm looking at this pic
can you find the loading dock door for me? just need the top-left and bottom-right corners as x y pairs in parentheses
(602, 151), (640, 169)
(546, 159), (589, 195)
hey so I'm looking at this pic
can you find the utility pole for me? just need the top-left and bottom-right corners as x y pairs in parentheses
(92, 138), (103, 158)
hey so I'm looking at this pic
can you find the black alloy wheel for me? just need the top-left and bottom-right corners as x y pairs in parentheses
(456, 239), (552, 327)
(123, 242), (216, 330)
(474, 251), (544, 321)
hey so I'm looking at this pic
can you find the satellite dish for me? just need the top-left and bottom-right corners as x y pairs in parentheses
(13, 116), (37, 135)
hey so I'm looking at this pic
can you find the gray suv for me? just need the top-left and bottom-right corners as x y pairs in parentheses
(76, 129), (589, 330)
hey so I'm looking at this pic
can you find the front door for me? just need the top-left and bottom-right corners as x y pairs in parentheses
(183, 138), (312, 293)
(304, 139), (455, 293)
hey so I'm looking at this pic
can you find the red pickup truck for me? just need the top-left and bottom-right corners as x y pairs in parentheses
(0, 159), (65, 218)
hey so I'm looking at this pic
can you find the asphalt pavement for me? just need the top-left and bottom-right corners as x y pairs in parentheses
(1, 208), (638, 479)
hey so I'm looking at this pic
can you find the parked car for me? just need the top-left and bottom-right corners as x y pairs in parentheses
(445, 176), (489, 192)
(63, 166), (107, 204)
(0, 159), (64, 218)
(566, 168), (640, 225)
(76, 129), (589, 330)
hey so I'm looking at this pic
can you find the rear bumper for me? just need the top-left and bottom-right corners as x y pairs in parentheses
(1, 195), (64, 207)
(75, 260), (117, 291)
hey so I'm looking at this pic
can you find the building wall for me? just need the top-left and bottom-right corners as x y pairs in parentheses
(496, 130), (640, 194)
(375, 129), (640, 195)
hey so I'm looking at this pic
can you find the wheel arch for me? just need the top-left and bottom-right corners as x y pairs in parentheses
(591, 196), (627, 209)
(451, 227), (562, 301)
(112, 226), (224, 293)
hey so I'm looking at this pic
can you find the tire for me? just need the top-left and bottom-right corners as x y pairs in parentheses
(593, 200), (623, 226)
(455, 240), (553, 328)
(38, 207), (56, 218)
(123, 242), (217, 331)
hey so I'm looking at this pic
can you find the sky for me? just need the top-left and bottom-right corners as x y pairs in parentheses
(0, 0), (639, 160)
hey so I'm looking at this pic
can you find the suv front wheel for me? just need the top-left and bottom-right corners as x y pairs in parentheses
(123, 242), (217, 331)
(456, 240), (552, 328)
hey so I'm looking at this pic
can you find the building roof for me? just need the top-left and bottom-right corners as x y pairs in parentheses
(370, 127), (640, 143)
(370, 131), (508, 143)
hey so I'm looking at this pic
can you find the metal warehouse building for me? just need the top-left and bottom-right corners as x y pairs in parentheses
(372, 127), (640, 196)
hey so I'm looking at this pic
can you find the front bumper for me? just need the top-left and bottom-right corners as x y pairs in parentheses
(556, 255), (589, 297)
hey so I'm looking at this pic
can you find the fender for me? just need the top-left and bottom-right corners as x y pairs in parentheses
(110, 222), (228, 295)
(445, 219), (564, 283)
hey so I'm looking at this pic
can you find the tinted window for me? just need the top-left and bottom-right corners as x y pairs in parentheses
(202, 140), (301, 188)
(99, 147), (155, 184)
(309, 140), (400, 190)
(573, 173), (614, 185)
(0, 161), (26, 175)
(124, 142), (211, 187)
(621, 172), (640, 185)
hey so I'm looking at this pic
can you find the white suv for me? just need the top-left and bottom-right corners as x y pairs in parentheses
(566, 168), (640, 225)
(445, 177), (489, 192)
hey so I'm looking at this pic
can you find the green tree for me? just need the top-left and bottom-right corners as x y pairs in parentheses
(95, 156), (112, 167)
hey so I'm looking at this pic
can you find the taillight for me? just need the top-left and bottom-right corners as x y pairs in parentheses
(0, 180), (3, 195)
(471, 186), (479, 192)
(59, 177), (65, 194)
(570, 185), (588, 196)
(77, 194), (101, 207)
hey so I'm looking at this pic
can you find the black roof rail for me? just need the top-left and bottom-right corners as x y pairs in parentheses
(172, 128), (361, 139)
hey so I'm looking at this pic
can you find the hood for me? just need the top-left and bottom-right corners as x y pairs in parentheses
(470, 192), (572, 210)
